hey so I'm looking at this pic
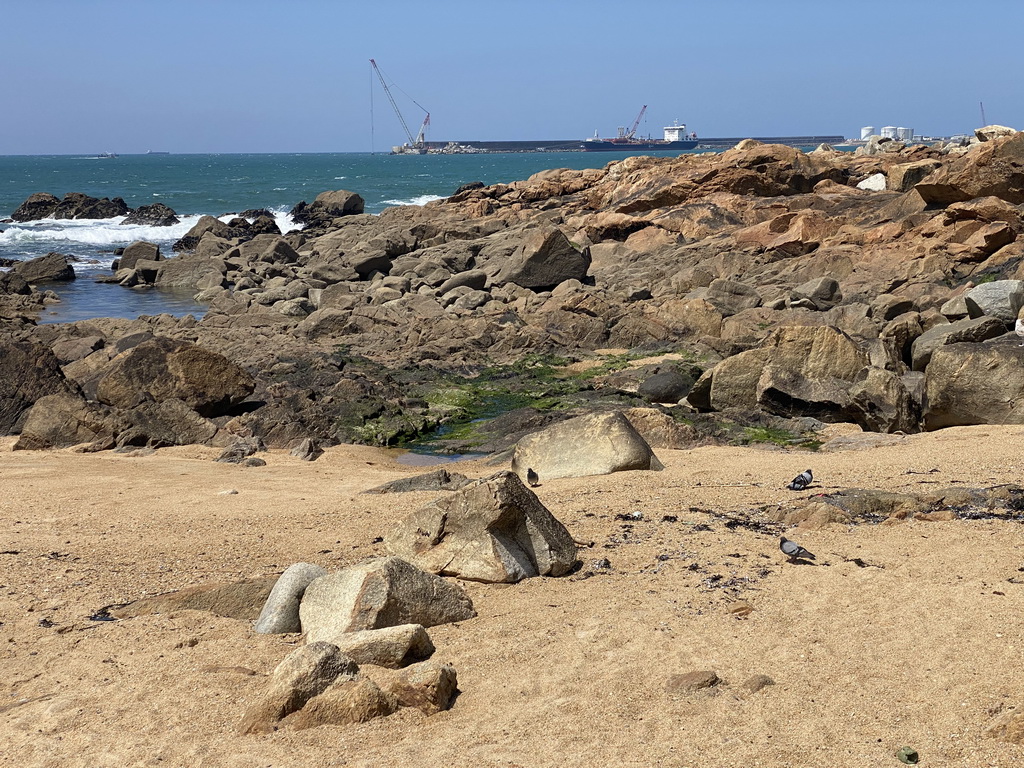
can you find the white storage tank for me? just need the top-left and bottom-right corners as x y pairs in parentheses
(881, 126), (898, 139)
(860, 126), (875, 140)
(897, 127), (914, 141)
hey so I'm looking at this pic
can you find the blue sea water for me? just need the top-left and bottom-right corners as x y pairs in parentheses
(0, 150), (687, 323)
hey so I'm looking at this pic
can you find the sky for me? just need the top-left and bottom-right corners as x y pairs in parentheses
(1, 0), (1021, 154)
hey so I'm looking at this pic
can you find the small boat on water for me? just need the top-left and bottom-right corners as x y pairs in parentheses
(146, 150), (170, 155)
(96, 152), (118, 158)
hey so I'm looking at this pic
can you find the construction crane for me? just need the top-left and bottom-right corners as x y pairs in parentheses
(369, 59), (429, 154)
(616, 105), (648, 140)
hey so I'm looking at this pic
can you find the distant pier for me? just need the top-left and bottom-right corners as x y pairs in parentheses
(423, 135), (846, 154)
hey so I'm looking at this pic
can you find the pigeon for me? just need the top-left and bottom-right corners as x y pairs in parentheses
(780, 537), (816, 561)
(526, 467), (540, 487)
(787, 469), (813, 491)
(1016, 318), (1024, 347)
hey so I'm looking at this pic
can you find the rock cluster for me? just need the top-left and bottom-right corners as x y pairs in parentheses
(6, 128), (1024, 449)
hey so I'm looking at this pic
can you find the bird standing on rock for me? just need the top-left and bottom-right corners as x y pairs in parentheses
(780, 537), (816, 562)
(526, 467), (540, 487)
(1016, 318), (1024, 347)
(787, 469), (813, 491)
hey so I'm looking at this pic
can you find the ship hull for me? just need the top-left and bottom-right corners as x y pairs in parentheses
(581, 139), (698, 152)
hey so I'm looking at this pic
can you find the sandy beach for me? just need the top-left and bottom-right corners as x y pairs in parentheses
(3, 426), (1024, 767)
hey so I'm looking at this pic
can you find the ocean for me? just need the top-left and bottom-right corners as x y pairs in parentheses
(0, 151), (683, 324)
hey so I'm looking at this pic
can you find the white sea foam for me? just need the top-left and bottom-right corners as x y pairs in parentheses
(0, 216), (199, 246)
(0, 208), (300, 249)
(380, 194), (444, 207)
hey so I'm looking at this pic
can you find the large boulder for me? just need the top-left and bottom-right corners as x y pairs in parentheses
(847, 367), (922, 434)
(387, 470), (578, 583)
(963, 280), (1024, 322)
(238, 642), (360, 734)
(494, 224), (591, 291)
(693, 326), (868, 416)
(95, 337), (255, 417)
(887, 160), (943, 192)
(115, 241), (161, 271)
(511, 410), (663, 481)
(0, 341), (78, 434)
(298, 557), (476, 638)
(290, 190), (365, 225)
(0, 270), (32, 295)
(10, 192), (61, 222)
(10, 192), (129, 221)
(115, 399), (219, 448)
(122, 203), (179, 226)
(916, 132), (1024, 205)
(924, 341), (1024, 429)
(12, 393), (123, 450)
(287, 676), (397, 730)
(909, 316), (1007, 371)
(314, 624), (435, 669)
(12, 252), (76, 283)
(53, 192), (130, 219)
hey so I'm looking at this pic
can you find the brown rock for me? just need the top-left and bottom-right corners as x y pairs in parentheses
(298, 557), (476, 638)
(0, 340), (78, 435)
(110, 576), (277, 620)
(742, 674), (776, 694)
(96, 337), (255, 417)
(238, 643), (359, 734)
(288, 677), (397, 729)
(385, 660), (458, 715)
(386, 470), (578, 583)
(984, 705), (1024, 743)
(666, 670), (720, 694)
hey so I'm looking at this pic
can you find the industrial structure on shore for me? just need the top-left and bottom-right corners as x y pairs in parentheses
(369, 60), (844, 155)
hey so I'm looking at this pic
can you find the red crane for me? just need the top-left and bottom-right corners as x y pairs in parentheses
(615, 105), (648, 141)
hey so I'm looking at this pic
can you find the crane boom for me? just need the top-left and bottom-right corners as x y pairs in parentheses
(625, 105), (647, 140)
(369, 59), (428, 150)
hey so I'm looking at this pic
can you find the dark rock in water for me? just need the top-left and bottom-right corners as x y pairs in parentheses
(364, 468), (471, 494)
(290, 189), (365, 226)
(217, 436), (266, 463)
(13, 252), (76, 283)
(10, 192), (61, 222)
(114, 241), (161, 271)
(0, 341), (79, 434)
(122, 203), (180, 226)
(55, 193), (130, 220)
(10, 192), (129, 221)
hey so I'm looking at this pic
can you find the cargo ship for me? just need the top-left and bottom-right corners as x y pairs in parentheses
(582, 120), (698, 152)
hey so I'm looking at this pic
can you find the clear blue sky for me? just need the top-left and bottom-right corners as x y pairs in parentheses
(2, 0), (1021, 154)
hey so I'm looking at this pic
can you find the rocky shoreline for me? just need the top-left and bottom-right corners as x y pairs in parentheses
(3, 126), (1024, 455)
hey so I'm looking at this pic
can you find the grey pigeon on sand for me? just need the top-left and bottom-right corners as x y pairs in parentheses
(787, 469), (813, 491)
(780, 537), (816, 561)
(526, 467), (540, 487)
